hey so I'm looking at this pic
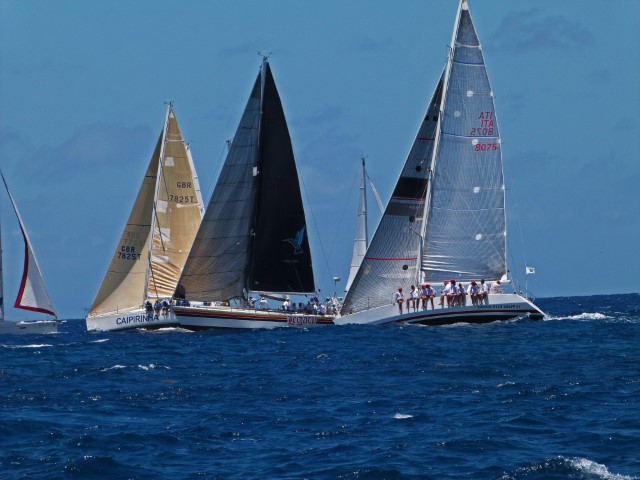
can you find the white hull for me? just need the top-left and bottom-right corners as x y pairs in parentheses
(85, 309), (179, 332)
(336, 293), (544, 326)
(0, 320), (58, 335)
(174, 304), (336, 330)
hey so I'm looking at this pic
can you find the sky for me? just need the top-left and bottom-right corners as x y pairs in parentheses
(0, 0), (638, 320)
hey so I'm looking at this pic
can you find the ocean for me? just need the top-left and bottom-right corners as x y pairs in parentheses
(1, 294), (638, 479)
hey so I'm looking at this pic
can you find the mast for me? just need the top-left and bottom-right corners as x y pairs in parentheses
(143, 102), (172, 301)
(245, 57), (268, 296)
(0, 203), (4, 322)
(345, 157), (369, 292)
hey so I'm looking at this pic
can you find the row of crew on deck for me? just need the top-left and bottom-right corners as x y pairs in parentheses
(393, 279), (503, 314)
(247, 296), (339, 316)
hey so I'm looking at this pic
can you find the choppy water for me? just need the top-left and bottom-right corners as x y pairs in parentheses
(1, 294), (639, 479)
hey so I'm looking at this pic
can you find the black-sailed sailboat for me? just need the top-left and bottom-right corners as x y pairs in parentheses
(173, 58), (334, 329)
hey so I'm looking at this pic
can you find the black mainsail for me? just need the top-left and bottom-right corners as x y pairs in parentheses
(177, 59), (315, 302)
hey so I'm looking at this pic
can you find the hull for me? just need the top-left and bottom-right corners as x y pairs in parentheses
(174, 305), (336, 330)
(85, 308), (179, 332)
(336, 293), (544, 326)
(0, 320), (58, 335)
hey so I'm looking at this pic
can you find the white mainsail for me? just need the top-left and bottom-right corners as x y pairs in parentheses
(345, 158), (384, 293)
(421, 0), (506, 284)
(1, 172), (56, 317)
(89, 105), (204, 315)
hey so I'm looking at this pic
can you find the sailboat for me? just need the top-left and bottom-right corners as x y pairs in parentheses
(85, 104), (205, 332)
(345, 157), (384, 293)
(172, 58), (335, 329)
(0, 172), (58, 335)
(338, 0), (544, 326)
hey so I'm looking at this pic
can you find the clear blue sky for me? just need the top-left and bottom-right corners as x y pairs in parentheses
(0, 0), (638, 319)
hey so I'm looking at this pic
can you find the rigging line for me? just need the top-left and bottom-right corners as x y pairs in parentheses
(297, 162), (334, 287)
(325, 165), (359, 271)
(204, 140), (231, 205)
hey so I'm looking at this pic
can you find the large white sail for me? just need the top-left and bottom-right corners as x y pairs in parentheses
(345, 158), (385, 293)
(345, 158), (369, 293)
(1, 172), (56, 317)
(90, 105), (203, 315)
(341, 74), (443, 314)
(421, 0), (507, 284)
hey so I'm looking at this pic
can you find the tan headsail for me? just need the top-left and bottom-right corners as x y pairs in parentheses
(90, 105), (203, 315)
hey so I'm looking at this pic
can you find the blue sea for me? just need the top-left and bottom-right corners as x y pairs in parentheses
(1, 294), (639, 479)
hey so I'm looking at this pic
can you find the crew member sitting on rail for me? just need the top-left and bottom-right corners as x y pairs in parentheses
(468, 281), (480, 305)
(490, 280), (503, 294)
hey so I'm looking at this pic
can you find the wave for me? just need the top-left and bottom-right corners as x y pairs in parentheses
(2, 343), (53, 349)
(502, 456), (637, 479)
(544, 312), (613, 321)
(566, 457), (636, 480)
(139, 327), (193, 334)
(100, 365), (126, 372)
(393, 413), (413, 419)
(137, 364), (170, 371)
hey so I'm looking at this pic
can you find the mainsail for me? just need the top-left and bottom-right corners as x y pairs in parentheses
(422, 0), (507, 284)
(341, 75), (443, 314)
(1, 172), (56, 317)
(342, 0), (506, 315)
(90, 105), (204, 315)
(176, 58), (315, 301)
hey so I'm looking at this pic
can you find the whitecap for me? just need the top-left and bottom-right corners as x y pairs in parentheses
(393, 413), (413, 419)
(100, 365), (126, 371)
(16, 344), (52, 349)
(566, 456), (636, 480)
(138, 364), (170, 370)
(91, 339), (109, 343)
(545, 312), (612, 321)
(497, 381), (516, 388)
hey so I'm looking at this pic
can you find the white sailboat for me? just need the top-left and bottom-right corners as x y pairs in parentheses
(345, 157), (384, 294)
(85, 104), (205, 332)
(173, 58), (335, 329)
(0, 172), (58, 335)
(338, 0), (544, 326)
